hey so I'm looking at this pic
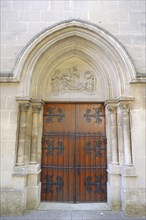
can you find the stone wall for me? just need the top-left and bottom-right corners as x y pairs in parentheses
(1, 0), (146, 75)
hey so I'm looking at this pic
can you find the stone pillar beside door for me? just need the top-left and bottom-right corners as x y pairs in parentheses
(105, 100), (121, 210)
(27, 100), (43, 210)
(13, 98), (44, 213)
(118, 98), (137, 216)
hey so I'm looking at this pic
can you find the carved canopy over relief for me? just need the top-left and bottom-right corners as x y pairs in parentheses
(50, 66), (96, 96)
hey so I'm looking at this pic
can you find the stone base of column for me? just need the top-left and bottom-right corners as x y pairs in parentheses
(107, 164), (121, 210)
(26, 164), (41, 210)
(26, 182), (41, 210)
(120, 167), (145, 216)
(121, 172), (145, 216)
(121, 188), (146, 216)
(13, 165), (27, 176)
(27, 163), (41, 173)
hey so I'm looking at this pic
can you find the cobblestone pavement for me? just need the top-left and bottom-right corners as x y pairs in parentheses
(0, 211), (146, 220)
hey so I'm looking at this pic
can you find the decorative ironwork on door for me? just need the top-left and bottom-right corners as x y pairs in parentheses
(41, 103), (107, 202)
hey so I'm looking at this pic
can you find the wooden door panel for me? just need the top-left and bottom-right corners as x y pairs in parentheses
(75, 104), (105, 133)
(43, 103), (75, 133)
(41, 103), (107, 202)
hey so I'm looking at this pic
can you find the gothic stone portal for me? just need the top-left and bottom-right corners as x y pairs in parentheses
(41, 103), (107, 202)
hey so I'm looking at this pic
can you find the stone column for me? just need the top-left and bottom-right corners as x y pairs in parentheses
(117, 107), (124, 165)
(16, 102), (30, 166)
(107, 104), (119, 165)
(30, 104), (42, 164)
(119, 102), (132, 165)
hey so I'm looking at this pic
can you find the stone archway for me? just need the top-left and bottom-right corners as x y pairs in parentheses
(13, 19), (136, 212)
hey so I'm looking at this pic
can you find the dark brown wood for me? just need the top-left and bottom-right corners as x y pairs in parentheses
(41, 103), (107, 202)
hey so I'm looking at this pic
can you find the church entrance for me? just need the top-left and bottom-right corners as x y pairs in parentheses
(41, 103), (107, 203)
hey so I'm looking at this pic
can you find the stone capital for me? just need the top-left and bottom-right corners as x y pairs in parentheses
(32, 104), (42, 113)
(118, 103), (130, 113)
(106, 104), (117, 114)
(19, 103), (30, 112)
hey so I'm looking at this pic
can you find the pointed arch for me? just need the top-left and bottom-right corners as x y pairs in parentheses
(11, 19), (136, 99)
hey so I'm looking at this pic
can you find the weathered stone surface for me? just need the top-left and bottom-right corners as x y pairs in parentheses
(122, 189), (146, 216)
(0, 188), (26, 216)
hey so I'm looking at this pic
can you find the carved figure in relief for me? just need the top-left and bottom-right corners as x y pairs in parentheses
(51, 69), (64, 95)
(84, 71), (95, 95)
(50, 67), (96, 96)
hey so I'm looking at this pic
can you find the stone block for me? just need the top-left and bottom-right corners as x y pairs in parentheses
(122, 189), (146, 216)
(19, 10), (41, 22)
(0, 110), (9, 125)
(138, 1), (146, 12)
(100, 1), (118, 12)
(1, 124), (17, 140)
(100, 23), (120, 34)
(120, 22), (140, 34)
(89, 11), (100, 24)
(29, 1), (50, 10)
(1, 33), (17, 45)
(61, 10), (71, 20)
(9, 110), (18, 123)
(41, 10), (62, 22)
(0, 188), (26, 216)
(119, 1), (138, 12)
(129, 11), (145, 23)
(27, 174), (40, 186)
(15, 32), (33, 45)
(101, 11), (128, 22)
(7, 21), (27, 33)
(0, 1), (11, 10)
(5, 45), (23, 58)
(116, 35), (132, 46)
(126, 45), (143, 59)
(0, 58), (15, 72)
(27, 22), (50, 34)
(107, 182), (121, 210)
(133, 58), (146, 73)
(131, 35), (146, 44)
(72, 1), (91, 11)
(0, 21), (7, 32)
(12, 1), (31, 10)
(86, 1), (99, 10)
(140, 23), (146, 34)
(26, 183), (41, 210)
(1, 10), (19, 22)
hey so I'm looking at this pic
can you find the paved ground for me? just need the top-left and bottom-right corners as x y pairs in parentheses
(0, 211), (146, 220)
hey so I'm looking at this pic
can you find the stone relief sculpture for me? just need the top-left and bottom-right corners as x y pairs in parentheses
(50, 66), (96, 96)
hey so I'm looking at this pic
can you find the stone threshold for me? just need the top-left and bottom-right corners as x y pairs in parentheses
(38, 202), (111, 211)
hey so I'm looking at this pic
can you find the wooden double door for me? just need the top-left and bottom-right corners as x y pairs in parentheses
(41, 103), (107, 203)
